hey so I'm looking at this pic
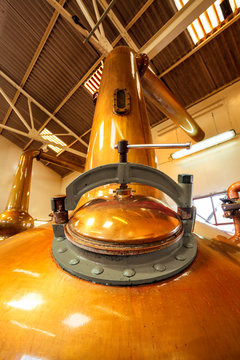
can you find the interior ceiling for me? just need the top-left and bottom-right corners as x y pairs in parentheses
(0, 0), (240, 177)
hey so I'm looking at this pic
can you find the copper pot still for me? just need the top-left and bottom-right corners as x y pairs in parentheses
(0, 47), (239, 360)
(0, 149), (83, 241)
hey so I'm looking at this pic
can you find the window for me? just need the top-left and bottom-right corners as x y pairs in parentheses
(193, 192), (235, 233)
(84, 64), (103, 94)
(174, 0), (240, 44)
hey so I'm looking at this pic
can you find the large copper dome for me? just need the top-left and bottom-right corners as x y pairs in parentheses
(65, 191), (183, 255)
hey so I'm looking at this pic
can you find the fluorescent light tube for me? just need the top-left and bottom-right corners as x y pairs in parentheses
(171, 129), (236, 160)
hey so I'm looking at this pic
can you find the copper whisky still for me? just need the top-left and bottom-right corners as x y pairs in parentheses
(0, 47), (239, 360)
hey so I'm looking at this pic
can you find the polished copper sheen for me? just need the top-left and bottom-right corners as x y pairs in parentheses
(66, 192), (183, 255)
(139, 64), (205, 142)
(0, 47), (239, 360)
(0, 149), (83, 240)
(68, 47), (182, 252)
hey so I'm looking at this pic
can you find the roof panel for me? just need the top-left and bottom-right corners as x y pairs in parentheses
(0, 0), (54, 84)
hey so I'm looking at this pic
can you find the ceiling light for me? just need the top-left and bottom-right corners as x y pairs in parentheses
(173, 0), (240, 45)
(171, 129), (236, 159)
(40, 128), (67, 154)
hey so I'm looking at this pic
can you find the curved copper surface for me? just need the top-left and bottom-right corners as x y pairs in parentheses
(227, 181), (240, 199)
(65, 194), (183, 255)
(0, 225), (239, 359)
(140, 67), (205, 142)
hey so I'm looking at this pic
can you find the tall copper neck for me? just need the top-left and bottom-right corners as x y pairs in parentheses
(79, 47), (159, 205)
(85, 46), (156, 171)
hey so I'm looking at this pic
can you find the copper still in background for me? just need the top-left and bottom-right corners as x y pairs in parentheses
(0, 149), (83, 241)
(0, 47), (239, 360)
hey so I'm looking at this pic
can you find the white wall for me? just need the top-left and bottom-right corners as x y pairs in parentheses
(0, 136), (62, 220)
(152, 80), (240, 198)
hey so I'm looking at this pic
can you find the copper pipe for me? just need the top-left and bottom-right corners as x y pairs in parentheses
(227, 181), (240, 199)
(0, 149), (37, 240)
(140, 66), (205, 142)
(0, 149), (83, 241)
(227, 181), (240, 242)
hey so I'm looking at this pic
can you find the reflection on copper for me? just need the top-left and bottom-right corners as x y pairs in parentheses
(6, 293), (44, 311)
(62, 313), (90, 328)
(65, 194), (183, 255)
(13, 269), (40, 278)
(11, 320), (55, 338)
(139, 65), (205, 142)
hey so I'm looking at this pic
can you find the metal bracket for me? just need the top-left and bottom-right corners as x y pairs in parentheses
(65, 162), (193, 210)
(52, 224), (197, 286)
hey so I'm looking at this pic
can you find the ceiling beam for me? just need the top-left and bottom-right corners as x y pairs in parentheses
(45, 0), (110, 54)
(23, 2), (146, 153)
(0, 0), (66, 135)
(0, 123), (87, 158)
(97, 0), (139, 51)
(0, 70), (88, 149)
(75, 0), (113, 52)
(76, 0), (101, 39)
(159, 11), (240, 78)
(140, 0), (215, 60)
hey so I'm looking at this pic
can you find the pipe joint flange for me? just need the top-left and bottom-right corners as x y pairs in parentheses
(52, 224), (197, 286)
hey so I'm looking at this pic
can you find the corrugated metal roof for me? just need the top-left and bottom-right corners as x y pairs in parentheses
(161, 19), (240, 108)
(1, 0), (240, 176)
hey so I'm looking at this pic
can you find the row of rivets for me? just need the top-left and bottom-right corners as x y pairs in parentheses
(175, 254), (186, 261)
(153, 264), (166, 272)
(184, 242), (194, 248)
(123, 269), (135, 277)
(69, 258), (79, 265)
(91, 266), (104, 275)
(57, 247), (67, 253)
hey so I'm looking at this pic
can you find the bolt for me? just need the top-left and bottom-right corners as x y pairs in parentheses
(123, 269), (135, 278)
(57, 247), (67, 253)
(56, 236), (65, 242)
(153, 264), (166, 272)
(175, 254), (186, 261)
(69, 258), (79, 265)
(184, 242), (193, 248)
(91, 266), (104, 275)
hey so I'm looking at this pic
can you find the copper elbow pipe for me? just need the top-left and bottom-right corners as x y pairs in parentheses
(227, 181), (240, 199)
(139, 65), (205, 142)
(227, 181), (240, 242)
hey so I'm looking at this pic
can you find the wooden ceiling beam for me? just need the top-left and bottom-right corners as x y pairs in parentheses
(140, 0), (215, 60)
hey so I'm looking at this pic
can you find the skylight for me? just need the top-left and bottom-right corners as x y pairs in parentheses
(40, 128), (67, 154)
(174, 0), (239, 44)
(84, 64), (103, 94)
